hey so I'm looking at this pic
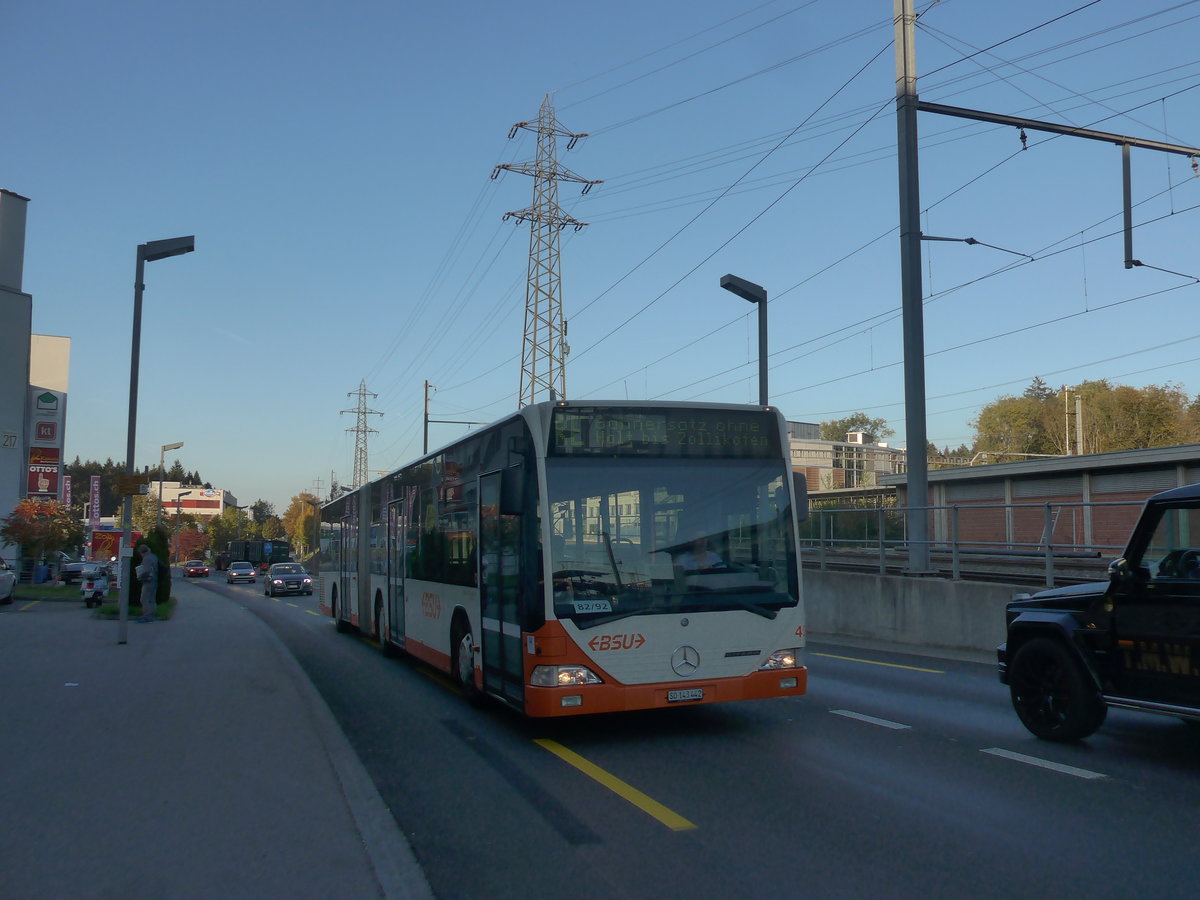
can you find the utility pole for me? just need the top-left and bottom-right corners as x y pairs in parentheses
(893, 0), (1199, 572)
(895, 0), (931, 572)
(492, 94), (602, 407)
(340, 380), (382, 490)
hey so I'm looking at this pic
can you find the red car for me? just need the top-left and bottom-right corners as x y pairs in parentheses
(183, 560), (210, 578)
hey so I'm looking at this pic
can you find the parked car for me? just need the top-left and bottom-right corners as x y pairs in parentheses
(79, 565), (111, 609)
(1000, 482), (1200, 741)
(225, 561), (256, 584)
(183, 560), (210, 578)
(55, 552), (89, 585)
(263, 563), (313, 597)
(0, 558), (15, 603)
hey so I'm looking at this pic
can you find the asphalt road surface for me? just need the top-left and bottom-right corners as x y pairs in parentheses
(200, 576), (1200, 900)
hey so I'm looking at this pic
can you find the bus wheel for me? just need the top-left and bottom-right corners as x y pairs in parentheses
(452, 619), (482, 704)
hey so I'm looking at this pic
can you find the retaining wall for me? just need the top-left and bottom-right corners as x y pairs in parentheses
(802, 569), (1025, 655)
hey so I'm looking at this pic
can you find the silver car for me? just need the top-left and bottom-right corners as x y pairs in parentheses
(225, 561), (256, 584)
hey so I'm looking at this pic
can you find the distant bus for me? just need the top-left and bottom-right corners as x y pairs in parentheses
(315, 400), (808, 717)
(227, 539), (291, 570)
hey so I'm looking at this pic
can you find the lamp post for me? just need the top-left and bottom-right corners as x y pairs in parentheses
(118, 236), (196, 645)
(173, 490), (193, 562)
(155, 441), (184, 531)
(720, 274), (768, 406)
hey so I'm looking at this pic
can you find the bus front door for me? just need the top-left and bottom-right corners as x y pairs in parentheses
(480, 471), (524, 706)
(387, 496), (407, 646)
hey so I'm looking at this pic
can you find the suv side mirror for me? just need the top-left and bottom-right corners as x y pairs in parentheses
(1108, 557), (1149, 583)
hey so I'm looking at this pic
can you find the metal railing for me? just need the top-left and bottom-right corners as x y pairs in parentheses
(799, 499), (1145, 588)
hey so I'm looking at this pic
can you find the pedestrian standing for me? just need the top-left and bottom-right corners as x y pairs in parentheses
(135, 544), (160, 622)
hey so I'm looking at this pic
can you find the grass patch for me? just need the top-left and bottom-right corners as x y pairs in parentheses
(95, 596), (178, 620)
(13, 583), (83, 601)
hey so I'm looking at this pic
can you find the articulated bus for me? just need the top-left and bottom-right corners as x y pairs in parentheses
(315, 399), (808, 717)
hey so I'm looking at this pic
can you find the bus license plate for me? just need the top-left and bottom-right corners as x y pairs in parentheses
(668, 688), (703, 702)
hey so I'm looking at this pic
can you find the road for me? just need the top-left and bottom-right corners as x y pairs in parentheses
(197, 575), (1200, 899)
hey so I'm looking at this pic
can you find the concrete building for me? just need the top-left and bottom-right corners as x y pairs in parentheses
(787, 420), (906, 493)
(151, 482), (240, 520)
(1, 189), (72, 564)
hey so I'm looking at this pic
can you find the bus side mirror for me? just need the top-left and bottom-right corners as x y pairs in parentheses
(500, 465), (526, 517)
(792, 472), (809, 523)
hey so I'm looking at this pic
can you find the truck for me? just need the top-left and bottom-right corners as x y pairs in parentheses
(226, 539), (291, 575)
(999, 482), (1200, 741)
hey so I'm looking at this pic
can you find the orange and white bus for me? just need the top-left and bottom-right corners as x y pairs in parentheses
(315, 399), (808, 716)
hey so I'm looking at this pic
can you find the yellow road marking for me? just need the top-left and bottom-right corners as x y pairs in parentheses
(534, 738), (697, 832)
(286, 602), (300, 608)
(814, 651), (943, 674)
(305, 609), (320, 616)
(19, 600), (40, 611)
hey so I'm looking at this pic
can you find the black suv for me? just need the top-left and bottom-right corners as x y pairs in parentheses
(999, 482), (1200, 741)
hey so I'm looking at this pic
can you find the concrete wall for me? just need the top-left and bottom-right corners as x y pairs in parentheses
(803, 569), (1021, 655)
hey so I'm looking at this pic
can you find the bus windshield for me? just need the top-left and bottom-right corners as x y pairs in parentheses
(545, 457), (798, 629)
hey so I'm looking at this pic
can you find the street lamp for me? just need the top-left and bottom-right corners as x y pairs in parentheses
(118, 235), (196, 645)
(173, 490), (193, 562)
(155, 441), (184, 531)
(720, 274), (768, 406)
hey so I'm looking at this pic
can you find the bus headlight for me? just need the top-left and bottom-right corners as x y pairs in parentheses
(531, 665), (603, 686)
(759, 649), (801, 670)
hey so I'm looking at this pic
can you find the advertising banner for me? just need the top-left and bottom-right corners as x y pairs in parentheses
(27, 388), (65, 499)
(62, 475), (72, 506)
(90, 476), (101, 530)
(27, 446), (60, 497)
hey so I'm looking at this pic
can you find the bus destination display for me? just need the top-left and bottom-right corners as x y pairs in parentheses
(551, 407), (778, 458)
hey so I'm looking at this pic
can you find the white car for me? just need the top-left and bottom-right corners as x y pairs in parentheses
(0, 559), (15, 603)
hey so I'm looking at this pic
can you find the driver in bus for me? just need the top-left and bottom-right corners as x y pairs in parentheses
(674, 537), (725, 572)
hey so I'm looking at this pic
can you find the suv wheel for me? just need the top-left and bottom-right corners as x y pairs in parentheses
(1009, 637), (1107, 741)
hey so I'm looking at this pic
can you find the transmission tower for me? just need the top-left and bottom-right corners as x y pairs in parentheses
(340, 380), (382, 489)
(491, 94), (601, 407)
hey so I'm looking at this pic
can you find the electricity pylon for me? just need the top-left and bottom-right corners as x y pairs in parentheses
(491, 94), (601, 407)
(340, 380), (382, 489)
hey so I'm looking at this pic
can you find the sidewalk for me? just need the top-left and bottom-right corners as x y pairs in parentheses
(0, 580), (432, 900)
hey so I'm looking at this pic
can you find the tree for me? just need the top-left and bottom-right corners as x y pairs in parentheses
(250, 500), (275, 526)
(262, 516), (284, 540)
(206, 506), (249, 554)
(819, 413), (894, 444)
(176, 527), (209, 561)
(972, 378), (1194, 456)
(282, 492), (320, 555)
(1, 499), (83, 561)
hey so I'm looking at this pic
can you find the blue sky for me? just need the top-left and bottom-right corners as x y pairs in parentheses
(6, 0), (1200, 513)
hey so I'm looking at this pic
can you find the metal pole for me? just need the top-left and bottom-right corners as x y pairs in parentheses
(895, 0), (930, 572)
(117, 250), (146, 644)
(756, 295), (768, 406)
(156, 447), (165, 531)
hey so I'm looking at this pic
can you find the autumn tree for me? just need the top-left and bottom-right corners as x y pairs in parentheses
(819, 413), (894, 443)
(1, 499), (83, 561)
(176, 527), (209, 561)
(972, 378), (1195, 457)
(282, 492), (320, 555)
